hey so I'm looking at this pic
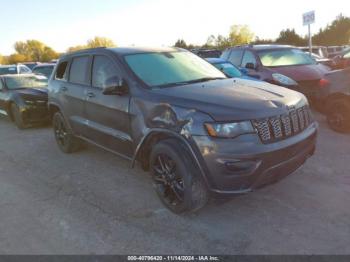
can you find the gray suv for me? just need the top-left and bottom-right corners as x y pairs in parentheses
(48, 47), (318, 213)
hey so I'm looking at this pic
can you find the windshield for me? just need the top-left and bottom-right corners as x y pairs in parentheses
(33, 66), (54, 78)
(125, 51), (226, 87)
(0, 67), (18, 75)
(343, 49), (350, 58)
(5, 75), (48, 90)
(213, 62), (242, 78)
(258, 49), (316, 67)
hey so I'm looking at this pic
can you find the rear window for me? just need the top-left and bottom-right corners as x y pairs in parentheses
(55, 61), (68, 80)
(69, 56), (90, 85)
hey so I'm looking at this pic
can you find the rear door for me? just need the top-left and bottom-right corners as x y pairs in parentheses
(83, 54), (133, 157)
(56, 56), (91, 135)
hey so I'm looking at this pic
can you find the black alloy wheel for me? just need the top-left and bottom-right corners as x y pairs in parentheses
(53, 112), (82, 153)
(150, 139), (208, 214)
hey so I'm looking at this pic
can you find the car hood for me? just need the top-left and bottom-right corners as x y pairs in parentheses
(152, 78), (307, 121)
(269, 64), (330, 81)
(16, 88), (48, 100)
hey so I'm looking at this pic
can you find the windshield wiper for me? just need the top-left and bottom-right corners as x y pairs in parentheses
(154, 77), (226, 88)
(181, 77), (226, 84)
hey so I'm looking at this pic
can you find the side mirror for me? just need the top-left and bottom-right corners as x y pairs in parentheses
(102, 77), (128, 96)
(239, 68), (249, 75)
(245, 63), (256, 70)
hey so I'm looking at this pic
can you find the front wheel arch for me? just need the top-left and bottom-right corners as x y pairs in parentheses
(325, 93), (350, 112)
(132, 130), (210, 188)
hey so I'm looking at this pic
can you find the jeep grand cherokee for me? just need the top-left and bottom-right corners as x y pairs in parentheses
(48, 47), (318, 213)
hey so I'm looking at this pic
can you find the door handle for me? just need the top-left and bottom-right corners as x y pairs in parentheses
(61, 86), (68, 92)
(87, 92), (95, 98)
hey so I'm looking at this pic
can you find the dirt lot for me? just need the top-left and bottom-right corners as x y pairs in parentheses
(0, 112), (349, 255)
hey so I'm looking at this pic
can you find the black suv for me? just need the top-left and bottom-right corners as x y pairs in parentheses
(48, 47), (318, 213)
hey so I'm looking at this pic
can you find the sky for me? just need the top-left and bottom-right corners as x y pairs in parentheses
(0, 0), (347, 55)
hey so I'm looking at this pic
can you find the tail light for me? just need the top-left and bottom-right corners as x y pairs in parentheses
(319, 79), (330, 88)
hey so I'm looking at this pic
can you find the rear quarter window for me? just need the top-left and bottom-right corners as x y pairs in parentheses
(55, 61), (68, 80)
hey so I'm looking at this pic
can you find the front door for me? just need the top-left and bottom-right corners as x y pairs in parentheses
(83, 55), (133, 157)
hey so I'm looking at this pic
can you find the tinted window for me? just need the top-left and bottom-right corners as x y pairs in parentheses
(55, 61), (68, 80)
(241, 51), (257, 68)
(0, 79), (3, 90)
(92, 56), (120, 88)
(69, 56), (90, 85)
(228, 49), (244, 66)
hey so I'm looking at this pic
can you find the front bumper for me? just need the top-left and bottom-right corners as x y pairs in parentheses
(191, 122), (318, 196)
(21, 105), (49, 123)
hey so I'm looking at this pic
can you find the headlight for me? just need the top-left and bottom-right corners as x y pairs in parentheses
(205, 121), (255, 138)
(272, 73), (298, 86)
(25, 100), (35, 105)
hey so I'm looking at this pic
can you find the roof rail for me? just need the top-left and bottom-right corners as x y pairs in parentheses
(67, 46), (107, 55)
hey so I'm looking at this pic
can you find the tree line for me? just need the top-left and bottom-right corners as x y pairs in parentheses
(0, 37), (116, 65)
(175, 14), (350, 49)
(1, 14), (349, 65)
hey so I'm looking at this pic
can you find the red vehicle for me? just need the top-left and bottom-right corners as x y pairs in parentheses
(221, 45), (331, 106)
(333, 48), (350, 69)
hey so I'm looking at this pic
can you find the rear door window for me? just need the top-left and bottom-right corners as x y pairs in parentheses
(69, 56), (90, 85)
(228, 49), (244, 66)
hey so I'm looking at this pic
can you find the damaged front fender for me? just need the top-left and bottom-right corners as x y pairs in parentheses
(130, 97), (213, 174)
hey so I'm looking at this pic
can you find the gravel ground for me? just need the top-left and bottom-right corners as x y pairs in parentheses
(0, 112), (349, 255)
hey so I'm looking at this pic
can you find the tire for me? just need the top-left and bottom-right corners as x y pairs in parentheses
(326, 98), (350, 133)
(52, 112), (82, 153)
(11, 103), (26, 129)
(150, 139), (209, 214)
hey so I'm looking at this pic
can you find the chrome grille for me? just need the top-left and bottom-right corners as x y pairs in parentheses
(253, 106), (313, 144)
